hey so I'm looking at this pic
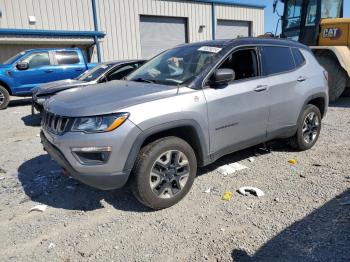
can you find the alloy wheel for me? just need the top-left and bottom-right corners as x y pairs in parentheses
(302, 112), (320, 144)
(150, 150), (190, 199)
(0, 91), (4, 105)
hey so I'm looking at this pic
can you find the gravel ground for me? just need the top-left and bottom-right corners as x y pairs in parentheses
(0, 97), (349, 262)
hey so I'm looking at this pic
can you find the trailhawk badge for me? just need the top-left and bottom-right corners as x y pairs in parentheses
(322, 28), (342, 39)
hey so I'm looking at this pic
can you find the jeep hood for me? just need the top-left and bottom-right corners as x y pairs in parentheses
(33, 79), (87, 96)
(45, 80), (179, 117)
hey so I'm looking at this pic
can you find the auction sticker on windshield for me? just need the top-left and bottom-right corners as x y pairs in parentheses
(198, 46), (222, 53)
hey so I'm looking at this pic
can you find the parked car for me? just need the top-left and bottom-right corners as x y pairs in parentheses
(32, 59), (146, 114)
(40, 38), (328, 209)
(0, 48), (96, 109)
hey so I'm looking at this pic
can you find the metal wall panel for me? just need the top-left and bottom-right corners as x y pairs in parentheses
(96, 0), (264, 61)
(216, 20), (251, 39)
(0, 0), (94, 30)
(0, 0), (264, 62)
(140, 16), (187, 58)
(96, 0), (213, 61)
(215, 4), (264, 38)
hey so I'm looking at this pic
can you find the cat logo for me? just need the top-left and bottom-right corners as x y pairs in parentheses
(322, 28), (342, 39)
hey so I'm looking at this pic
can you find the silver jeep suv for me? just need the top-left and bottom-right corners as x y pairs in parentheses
(41, 38), (328, 209)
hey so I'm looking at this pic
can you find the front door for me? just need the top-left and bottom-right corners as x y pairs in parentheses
(203, 48), (270, 155)
(12, 51), (58, 94)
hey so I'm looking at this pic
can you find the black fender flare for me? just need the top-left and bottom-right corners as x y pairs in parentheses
(123, 119), (209, 171)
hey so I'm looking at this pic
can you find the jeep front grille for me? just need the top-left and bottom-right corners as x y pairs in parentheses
(42, 110), (72, 135)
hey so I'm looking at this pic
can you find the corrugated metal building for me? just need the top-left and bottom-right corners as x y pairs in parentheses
(0, 0), (265, 63)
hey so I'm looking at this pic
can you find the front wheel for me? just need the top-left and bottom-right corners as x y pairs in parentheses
(0, 86), (10, 110)
(289, 104), (322, 151)
(131, 136), (197, 210)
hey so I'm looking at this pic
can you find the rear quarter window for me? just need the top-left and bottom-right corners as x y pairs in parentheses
(292, 48), (306, 68)
(261, 46), (295, 75)
(55, 51), (80, 65)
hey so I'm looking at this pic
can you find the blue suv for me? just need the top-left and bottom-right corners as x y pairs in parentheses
(0, 48), (96, 109)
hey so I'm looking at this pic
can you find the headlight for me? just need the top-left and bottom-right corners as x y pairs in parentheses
(72, 113), (129, 133)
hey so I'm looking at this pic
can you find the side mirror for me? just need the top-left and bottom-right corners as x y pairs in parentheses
(211, 68), (235, 86)
(16, 62), (29, 70)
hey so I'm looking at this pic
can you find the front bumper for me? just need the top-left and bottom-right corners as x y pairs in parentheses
(40, 119), (141, 190)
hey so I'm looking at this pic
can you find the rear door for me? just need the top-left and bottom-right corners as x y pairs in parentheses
(260, 46), (302, 136)
(12, 51), (57, 94)
(203, 47), (270, 155)
(52, 50), (86, 81)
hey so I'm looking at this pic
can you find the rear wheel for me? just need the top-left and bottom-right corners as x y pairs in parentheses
(316, 54), (347, 102)
(0, 85), (10, 110)
(131, 136), (197, 210)
(289, 104), (322, 151)
(342, 87), (350, 97)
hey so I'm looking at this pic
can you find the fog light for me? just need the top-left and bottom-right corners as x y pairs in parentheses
(71, 146), (112, 164)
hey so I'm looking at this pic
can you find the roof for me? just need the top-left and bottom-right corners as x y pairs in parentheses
(182, 37), (309, 50)
(21, 47), (83, 53)
(193, 0), (265, 9)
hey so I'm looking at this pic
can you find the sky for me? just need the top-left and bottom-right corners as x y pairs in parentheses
(232, 0), (350, 34)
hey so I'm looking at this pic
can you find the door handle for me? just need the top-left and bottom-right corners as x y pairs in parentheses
(45, 69), (54, 73)
(297, 76), (307, 82)
(75, 68), (84, 71)
(254, 85), (269, 92)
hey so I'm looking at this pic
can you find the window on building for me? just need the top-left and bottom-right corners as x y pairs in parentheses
(218, 49), (259, 81)
(22, 52), (50, 69)
(55, 51), (80, 65)
(292, 48), (306, 68)
(261, 46), (295, 75)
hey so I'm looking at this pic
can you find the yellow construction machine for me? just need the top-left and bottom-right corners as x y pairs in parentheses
(274, 0), (350, 102)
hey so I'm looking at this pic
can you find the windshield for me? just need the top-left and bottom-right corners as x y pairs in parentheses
(77, 64), (112, 82)
(127, 45), (222, 85)
(3, 52), (26, 64)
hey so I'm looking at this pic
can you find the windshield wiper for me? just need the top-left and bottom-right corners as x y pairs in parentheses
(133, 78), (156, 83)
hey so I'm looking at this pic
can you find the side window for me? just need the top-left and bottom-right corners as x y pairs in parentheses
(22, 52), (50, 69)
(261, 46), (295, 75)
(218, 49), (259, 81)
(292, 48), (305, 68)
(55, 51), (80, 65)
(107, 64), (136, 81)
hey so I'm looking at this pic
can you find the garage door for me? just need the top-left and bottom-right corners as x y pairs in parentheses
(140, 16), (188, 59)
(216, 20), (251, 40)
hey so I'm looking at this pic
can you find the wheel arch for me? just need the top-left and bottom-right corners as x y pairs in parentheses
(303, 93), (328, 118)
(123, 120), (209, 172)
(0, 79), (12, 95)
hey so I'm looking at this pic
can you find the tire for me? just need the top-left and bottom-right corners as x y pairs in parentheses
(131, 136), (197, 210)
(342, 87), (350, 97)
(0, 85), (10, 110)
(289, 104), (322, 151)
(317, 54), (347, 102)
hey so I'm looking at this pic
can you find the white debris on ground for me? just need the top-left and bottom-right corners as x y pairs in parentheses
(237, 187), (265, 197)
(216, 162), (248, 176)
